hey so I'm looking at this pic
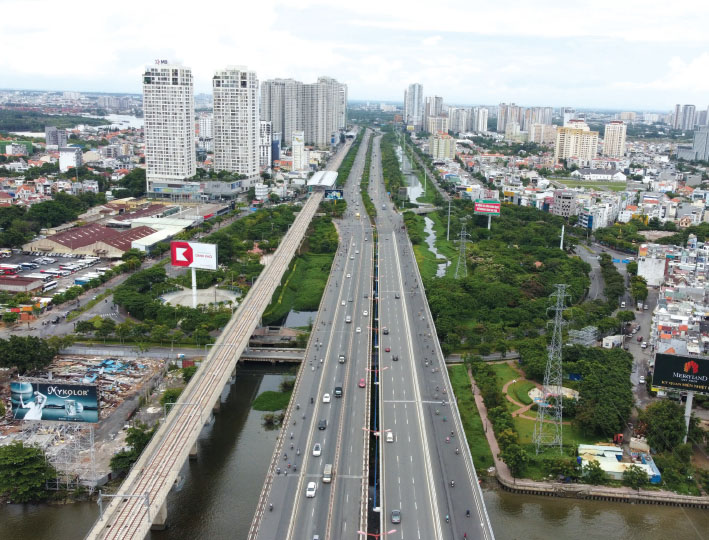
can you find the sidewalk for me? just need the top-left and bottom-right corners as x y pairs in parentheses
(466, 367), (709, 508)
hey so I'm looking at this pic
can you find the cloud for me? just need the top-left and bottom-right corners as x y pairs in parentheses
(421, 36), (442, 47)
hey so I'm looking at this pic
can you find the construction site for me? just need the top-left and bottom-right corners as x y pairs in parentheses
(0, 354), (167, 490)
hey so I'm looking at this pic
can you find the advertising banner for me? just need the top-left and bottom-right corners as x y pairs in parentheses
(474, 200), (501, 216)
(325, 189), (344, 200)
(10, 381), (99, 422)
(653, 353), (709, 394)
(171, 241), (218, 270)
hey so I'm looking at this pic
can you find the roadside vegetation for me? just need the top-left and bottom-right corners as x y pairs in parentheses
(359, 134), (376, 220)
(336, 131), (363, 187)
(0, 110), (108, 131)
(0, 441), (57, 503)
(262, 216), (338, 325)
(380, 132), (404, 206)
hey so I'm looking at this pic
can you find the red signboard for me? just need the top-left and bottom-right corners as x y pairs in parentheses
(474, 200), (501, 216)
(171, 241), (193, 267)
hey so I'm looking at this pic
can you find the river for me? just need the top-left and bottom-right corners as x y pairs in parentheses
(1, 369), (707, 540)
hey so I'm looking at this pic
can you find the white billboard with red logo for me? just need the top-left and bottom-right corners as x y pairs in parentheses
(170, 241), (218, 270)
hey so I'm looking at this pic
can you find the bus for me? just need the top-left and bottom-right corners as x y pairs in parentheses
(41, 269), (63, 277)
(25, 273), (54, 283)
(0, 264), (20, 275)
(42, 281), (58, 293)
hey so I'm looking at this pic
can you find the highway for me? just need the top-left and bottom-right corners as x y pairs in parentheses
(85, 138), (354, 540)
(251, 129), (374, 540)
(369, 134), (495, 539)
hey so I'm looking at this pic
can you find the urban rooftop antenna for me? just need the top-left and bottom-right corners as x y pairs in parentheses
(533, 284), (569, 454)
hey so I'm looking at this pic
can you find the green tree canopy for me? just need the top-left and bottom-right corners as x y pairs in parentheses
(0, 442), (56, 502)
(639, 400), (687, 453)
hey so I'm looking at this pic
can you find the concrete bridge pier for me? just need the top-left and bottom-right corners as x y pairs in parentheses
(189, 442), (198, 460)
(213, 398), (221, 414)
(150, 500), (168, 531)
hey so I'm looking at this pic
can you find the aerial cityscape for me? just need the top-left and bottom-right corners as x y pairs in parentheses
(0, 2), (708, 540)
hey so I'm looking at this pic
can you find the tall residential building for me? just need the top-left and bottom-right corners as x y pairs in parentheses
(528, 123), (557, 145)
(447, 107), (470, 133)
(45, 126), (67, 148)
(259, 121), (272, 169)
(142, 63), (196, 198)
(198, 114), (213, 139)
(212, 66), (259, 179)
(404, 83), (424, 130)
(473, 107), (489, 132)
(677, 126), (709, 162)
(497, 103), (522, 132)
(619, 112), (637, 122)
(682, 105), (697, 131)
(425, 96), (443, 122)
(260, 78), (303, 147)
(291, 130), (307, 171)
(429, 132), (456, 160)
(427, 116), (449, 134)
(603, 121), (627, 158)
(672, 104), (682, 129)
(554, 121), (599, 165)
(59, 147), (82, 172)
(562, 107), (576, 126)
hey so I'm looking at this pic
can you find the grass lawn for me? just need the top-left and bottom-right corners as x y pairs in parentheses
(509, 379), (536, 405)
(490, 362), (519, 386)
(252, 390), (292, 411)
(560, 180), (627, 192)
(448, 365), (494, 469)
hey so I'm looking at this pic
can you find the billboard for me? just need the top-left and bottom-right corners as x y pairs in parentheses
(653, 353), (709, 394)
(325, 189), (344, 200)
(171, 241), (218, 270)
(10, 381), (99, 422)
(474, 200), (501, 216)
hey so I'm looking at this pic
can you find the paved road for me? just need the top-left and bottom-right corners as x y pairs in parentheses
(574, 245), (605, 301)
(251, 131), (373, 540)
(370, 134), (493, 540)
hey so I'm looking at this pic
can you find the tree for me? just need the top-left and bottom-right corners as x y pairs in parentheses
(616, 310), (635, 324)
(150, 324), (170, 345)
(182, 365), (197, 384)
(0, 441), (56, 502)
(160, 387), (184, 409)
(622, 464), (649, 490)
(121, 248), (146, 262)
(639, 400), (686, 452)
(109, 422), (157, 473)
(630, 275), (648, 303)
(75, 320), (95, 334)
(501, 443), (528, 477)
(583, 460), (608, 485)
(0, 336), (59, 374)
(2, 311), (18, 326)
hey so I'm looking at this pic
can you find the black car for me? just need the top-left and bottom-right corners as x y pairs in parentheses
(392, 355), (399, 362)
(382, 327), (389, 335)
(394, 293), (400, 299)
(318, 419), (327, 430)
(334, 386), (343, 398)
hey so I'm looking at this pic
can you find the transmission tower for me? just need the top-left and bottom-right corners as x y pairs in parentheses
(533, 284), (569, 454)
(454, 221), (470, 279)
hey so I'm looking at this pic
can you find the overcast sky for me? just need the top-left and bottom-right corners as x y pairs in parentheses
(3, 0), (709, 110)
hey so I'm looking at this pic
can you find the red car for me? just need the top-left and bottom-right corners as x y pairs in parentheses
(385, 347), (391, 352)
(358, 378), (366, 388)
(637, 335), (643, 342)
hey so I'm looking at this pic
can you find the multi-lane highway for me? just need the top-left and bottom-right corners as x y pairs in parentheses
(369, 134), (494, 540)
(252, 129), (374, 540)
(86, 139), (354, 540)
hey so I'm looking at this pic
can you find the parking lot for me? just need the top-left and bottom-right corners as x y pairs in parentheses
(0, 250), (116, 297)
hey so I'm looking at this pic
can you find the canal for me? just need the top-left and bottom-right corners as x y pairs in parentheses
(1, 369), (708, 540)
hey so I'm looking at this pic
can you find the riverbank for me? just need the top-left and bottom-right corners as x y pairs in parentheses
(465, 367), (709, 509)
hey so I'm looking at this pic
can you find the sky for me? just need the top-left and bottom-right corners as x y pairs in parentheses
(2, 0), (709, 110)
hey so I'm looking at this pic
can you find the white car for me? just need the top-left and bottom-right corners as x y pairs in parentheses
(323, 393), (331, 403)
(346, 273), (351, 279)
(306, 481), (317, 498)
(386, 431), (394, 443)
(356, 327), (361, 333)
(355, 250), (359, 254)
(341, 300), (346, 306)
(313, 443), (322, 457)
(363, 310), (368, 317)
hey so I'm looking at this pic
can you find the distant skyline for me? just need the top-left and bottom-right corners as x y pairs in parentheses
(2, 0), (709, 110)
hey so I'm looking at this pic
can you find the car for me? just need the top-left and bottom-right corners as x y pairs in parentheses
(382, 327), (389, 335)
(346, 273), (351, 278)
(318, 419), (327, 430)
(641, 341), (648, 349)
(338, 353), (346, 363)
(345, 315), (352, 323)
(394, 293), (400, 299)
(323, 393), (331, 403)
(391, 509), (401, 523)
(348, 297), (353, 302)
(334, 386), (343, 398)
(350, 255), (355, 260)
(385, 347), (391, 352)
(355, 250), (359, 254)
(313, 443), (322, 457)
(392, 355), (399, 361)
(638, 375), (646, 384)
(637, 335), (643, 342)
(363, 310), (368, 316)
(643, 304), (649, 310)
(341, 300), (346, 306)
(306, 481), (317, 498)
(359, 378), (366, 388)
(356, 326), (361, 333)
(621, 301), (626, 308)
